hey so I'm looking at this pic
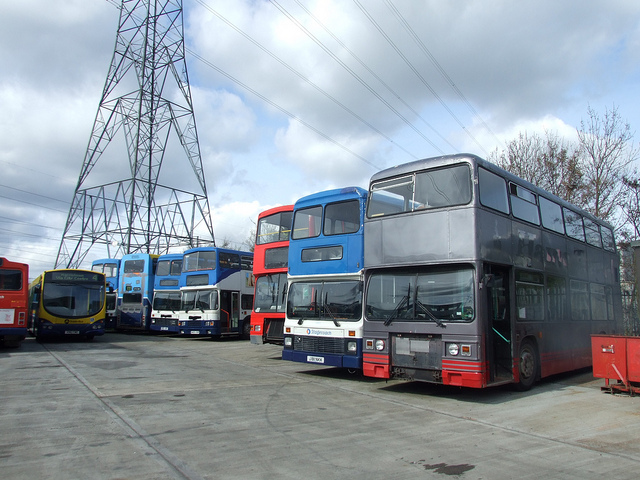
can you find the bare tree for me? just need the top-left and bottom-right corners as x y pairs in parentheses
(489, 130), (583, 205)
(577, 104), (639, 226)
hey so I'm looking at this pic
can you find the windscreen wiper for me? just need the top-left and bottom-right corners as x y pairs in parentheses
(323, 292), (341, 327)
(415, 286), (445, 328)
(384, 284), (411, 326)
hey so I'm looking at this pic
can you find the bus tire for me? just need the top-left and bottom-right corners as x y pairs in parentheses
(33, 321), (43, 342)
(241, 319), (251, 340)
(515, 339), (538, 391)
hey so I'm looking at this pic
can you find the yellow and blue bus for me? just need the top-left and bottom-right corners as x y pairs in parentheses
(28, 269), (106, 341)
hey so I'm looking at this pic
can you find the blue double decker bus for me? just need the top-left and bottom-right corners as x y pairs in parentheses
(178, 247), (254, 338)
(116, 253), (158, 331)
(282, 186), (367, 370)
(150, 253), (184, 333)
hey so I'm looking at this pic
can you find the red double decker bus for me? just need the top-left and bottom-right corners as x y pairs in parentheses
(0, 257), (29, 347)
(250, 205), (293, 345)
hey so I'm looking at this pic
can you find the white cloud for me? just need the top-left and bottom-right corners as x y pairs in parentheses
(2, 0), (640, 274)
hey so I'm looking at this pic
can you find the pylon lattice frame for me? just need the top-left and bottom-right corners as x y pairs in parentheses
(56, 0), (214, 268)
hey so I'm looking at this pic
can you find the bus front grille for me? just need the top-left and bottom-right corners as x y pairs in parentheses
(294, 335), (344, 354)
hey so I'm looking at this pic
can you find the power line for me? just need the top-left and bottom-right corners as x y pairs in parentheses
(291, 0), (456, 153)
(193, 0), (396, 167)
(269, 0), (446, 154)
(383, 0), (504, 150)
(353, 0), (488, 156)
(186, 47), (382, 171)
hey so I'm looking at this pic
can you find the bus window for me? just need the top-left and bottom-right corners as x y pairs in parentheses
(292, 205), (323, 239)
(515, 271), (544, 321)
(367, 176), (413, 217)
(324, 200), (360, 235)
(570, 280), (590, 321)
(564, 208), (585, 242)
(539, 197), (565, 234)
(546, 275), (567, 322)
(478, 167), (509, 214)
(601, 226), (616, 252)
(584, 219), (602, 248)
(414, 164), (472, 208)
(510, 183), (540, 225)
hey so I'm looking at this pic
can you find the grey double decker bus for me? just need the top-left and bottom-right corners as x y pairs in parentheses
(362, 153), (621, 390)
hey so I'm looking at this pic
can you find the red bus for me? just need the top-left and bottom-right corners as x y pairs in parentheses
(250, 205), (293, 345)
(0, 257), (29, 347)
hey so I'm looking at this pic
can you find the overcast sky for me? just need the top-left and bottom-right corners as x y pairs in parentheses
(1, 0), (639, 277)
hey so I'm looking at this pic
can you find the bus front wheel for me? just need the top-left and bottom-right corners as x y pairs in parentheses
(515, 340), (538, 391)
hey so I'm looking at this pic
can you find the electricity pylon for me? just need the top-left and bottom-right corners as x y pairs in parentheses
(56, 0), (215, 268)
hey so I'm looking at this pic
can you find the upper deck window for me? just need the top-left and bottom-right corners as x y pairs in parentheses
(367, 164), (472, 218)
(324, 199), (360, 235)
(292, 205), (322, 239)
(478, 167), (509, 213)
(601, 226), (616, 252)
(157, 259), (182, 276)
(256, 211), (292, 245)
(124, 260), (145, 273)
(539, 197), (565, 234)
(183, 251), (216, 271)
(584, 218), (602, 248)
(563, 208), (585, 242)
(219, 252), (241, 269)
(510, 183), (540, 225)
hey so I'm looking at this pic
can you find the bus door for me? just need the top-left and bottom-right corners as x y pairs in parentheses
(484, 264), (513, 383)
(220, 291), (239, 332)
(231, 292), (239, 331)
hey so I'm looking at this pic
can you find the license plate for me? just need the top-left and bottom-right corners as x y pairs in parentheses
(65, 330), (80, 335)
(161, 327), (169, 331)
(307, 355), (325, 364)
(190, 331), (200, 335)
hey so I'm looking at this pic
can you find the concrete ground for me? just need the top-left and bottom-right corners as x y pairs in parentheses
(1, 333), (639, 480)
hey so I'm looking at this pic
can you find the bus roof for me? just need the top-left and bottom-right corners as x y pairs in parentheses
(258, 204), (294, 219)
(294, 186), (367, 208)
(370, 153), (614, 230)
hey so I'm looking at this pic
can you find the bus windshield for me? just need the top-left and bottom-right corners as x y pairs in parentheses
(254, 273), (287, 313)
(43, 281), (105, 318)
(153, 291), (182, 311)
(182, 289), (218, 311)
(287, 280), (362, 322)
(367, 163), (472, 217)
(366, 267), (475, 323)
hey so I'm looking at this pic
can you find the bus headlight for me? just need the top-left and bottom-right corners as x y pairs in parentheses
(448, 343), (459, 356)
(284, 337), (293, 347)
(347, 341), (357, 353)
(375, 339), (385, 351)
